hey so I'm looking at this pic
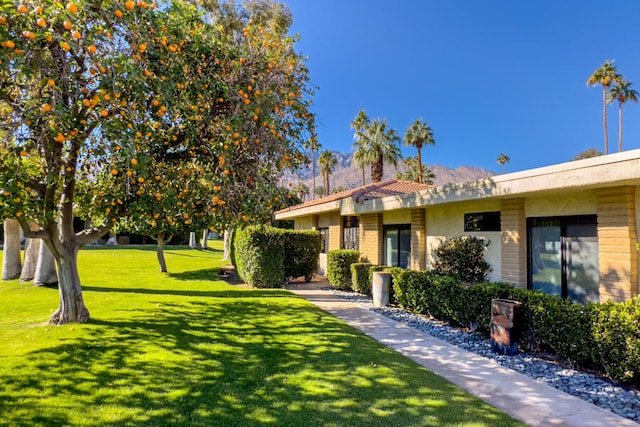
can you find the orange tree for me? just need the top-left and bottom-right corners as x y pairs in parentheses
(0, 0), (315, 324)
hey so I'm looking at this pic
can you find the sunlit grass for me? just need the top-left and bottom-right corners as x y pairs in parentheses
(0, 242), (524, 426)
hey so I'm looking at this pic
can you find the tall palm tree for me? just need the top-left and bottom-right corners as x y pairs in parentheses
(587, 60), (621, 154)
(497, 153), (510, 174)
(403, 119), (435, 184)
(396, 156), (436, 184)
(359, 119), (402, 183)
(351, 110), (370, 186)
(305, 137), (321, 199)
(317, 150), (337, 197)
(608, 78), (639, 152)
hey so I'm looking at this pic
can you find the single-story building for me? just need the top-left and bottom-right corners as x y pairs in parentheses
(275, 150), (640, 304)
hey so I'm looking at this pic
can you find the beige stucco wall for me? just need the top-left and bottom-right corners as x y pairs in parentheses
(294, 216), (315, 231)
(383, 210), (411, 225)
(525, 191), (597, 217)
(425, 200), (502, 282)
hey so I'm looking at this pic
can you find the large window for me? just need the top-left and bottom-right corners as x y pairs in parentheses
(342, 216), (359, 250)
(384, 225), (411, 269)
(527, 216), (599, 304)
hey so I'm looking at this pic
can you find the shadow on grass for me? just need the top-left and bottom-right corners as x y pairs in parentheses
(166, 267), (220, 282)
(82, 285), (292, 299)
(0, 293), (522, 427)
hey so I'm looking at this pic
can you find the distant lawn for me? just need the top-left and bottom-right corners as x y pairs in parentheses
(0, 242), (523, 426)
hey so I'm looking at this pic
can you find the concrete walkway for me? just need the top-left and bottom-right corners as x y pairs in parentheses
(286, 283), (639, 427)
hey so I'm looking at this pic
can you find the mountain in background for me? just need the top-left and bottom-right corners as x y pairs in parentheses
(290, 151), (497, 194)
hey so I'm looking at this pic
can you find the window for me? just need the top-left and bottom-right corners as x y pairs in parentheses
(527, 216), (599, 304)
(342, 216), (360, 250)
(318, 227), (329, 253)
(384, 225), (411, 269)
(464, 211), (501, 232)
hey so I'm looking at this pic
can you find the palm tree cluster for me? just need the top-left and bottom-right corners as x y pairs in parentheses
(587, 60), (639, 154)
(351, 111), (435, 184)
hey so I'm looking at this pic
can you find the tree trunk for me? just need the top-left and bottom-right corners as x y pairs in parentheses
(602, 86), (609, 154)
(324, 171), (329, 196)
(417, 147), (423, 184)
(35, 241), (58, 286)
(361, 166), (366, 186)
(189, 231), (197, 248)
(201, 229), (208, 250)
(618, 101), (623, 152)
(311, 147), (316, 200)
(371, 157), (383, 183)
(20, 237), (40, 282)
(2, 219), (22, 280)
(49, 244), (89, 324)
(156, 236), (168, 273)
(223, 229), (230, 261)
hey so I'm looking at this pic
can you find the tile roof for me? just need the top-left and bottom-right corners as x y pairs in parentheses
(276, 180), (435, 213)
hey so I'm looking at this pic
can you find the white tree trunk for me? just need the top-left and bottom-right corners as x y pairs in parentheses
(189, 232), (197, 249)
(223, 229), (230, 261)
(20, 237), (41, 282)
(201, 229), (208, 250)
(34, 241), (58, 286)
(2, 219), (22, 280)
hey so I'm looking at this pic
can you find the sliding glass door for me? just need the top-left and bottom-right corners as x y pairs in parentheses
(384, 225), (411, 269)
(528, 216), (599, 304)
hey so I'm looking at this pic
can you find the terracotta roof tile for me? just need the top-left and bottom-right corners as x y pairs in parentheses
(276, 180), (434, 214)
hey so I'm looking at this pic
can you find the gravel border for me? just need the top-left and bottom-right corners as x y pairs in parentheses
(326, 288), (640, 423)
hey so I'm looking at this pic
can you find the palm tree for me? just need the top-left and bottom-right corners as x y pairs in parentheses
(359, 119), (402, 183)
(587, 60), (621, 154)
(608, 78), (639, 152)
(497, 153), (510, 174)
(403, 119), (435, 184)
(317, 150), (338, 197)
(351, 110), (370, 186)
(304, 137), (321, 199)
(396, 156), (435, 184)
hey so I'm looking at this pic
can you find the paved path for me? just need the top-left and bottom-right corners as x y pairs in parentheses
(287, 283), (639, 427)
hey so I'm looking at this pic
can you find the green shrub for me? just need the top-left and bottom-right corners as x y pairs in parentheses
(392, 270), (458, 316)
(351, 262), (372, 294)
(592, 297), (640, 384)
(432, 236), (491, 284)
(386, 266), (405, 304)
(283, 230), (322, 282)
(233, 226), (285, 288)
(327, 250), (359, 290)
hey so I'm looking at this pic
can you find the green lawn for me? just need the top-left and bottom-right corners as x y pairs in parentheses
(0, 242), (523, 427)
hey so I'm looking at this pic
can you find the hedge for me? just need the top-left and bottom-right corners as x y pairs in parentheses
(350, 262), (372, 294)
(232, 226), (322, 288)
(327, 250), (359, 290)
(392, 270), (640, 385)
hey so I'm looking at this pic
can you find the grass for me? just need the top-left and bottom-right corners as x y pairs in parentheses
(0, 242), (524, 427)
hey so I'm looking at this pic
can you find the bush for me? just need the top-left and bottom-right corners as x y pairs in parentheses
(351, 262), (372, 294)
(283, 230), (322, 282)
(327, 250), (360, 290)
(432, 236), (491, 284)
(233, 226), (285, 288)
(592, 297), (640, 384)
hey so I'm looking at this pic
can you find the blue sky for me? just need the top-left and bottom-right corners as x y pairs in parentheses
(284, 0), (640, 173)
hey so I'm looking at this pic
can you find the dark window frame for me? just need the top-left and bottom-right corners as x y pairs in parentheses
(342, 216), (360, 250)
(383, 224), (411, 269)
(464, 211), (501, 232)
(318, 227), (329, 254)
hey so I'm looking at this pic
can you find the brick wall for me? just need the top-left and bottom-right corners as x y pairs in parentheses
(360, 213), (382, 264)
(327, 211), (342, 252)
(597, 186), (639, 302)
(410, 209), (426, 270)
(501, 198), (526, 288)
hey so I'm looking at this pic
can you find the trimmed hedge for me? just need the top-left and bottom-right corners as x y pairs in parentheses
(233, 226), (285, 288)
(327, 250), (359, 290)
(393, 270), (640, 385)
(351, 262), (372, 294)
(232, 226), (322, 288)
(283, 230), (322, 282)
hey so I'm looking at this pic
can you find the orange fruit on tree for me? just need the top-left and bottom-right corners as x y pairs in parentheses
(4, 40), (15, 49)
(0, 17), (7, 25)
(138, 43), (146, 53)
(61, 42), (71, 51)
(87, 45), (97, 54)
(63, 20), (72, 30)
(37, 18), (47, 27)
(72, 31), (81, 40)
(131, 158), (138, 165)
(55, 133), (65, 143)
(66, 3), (78, 13)
(42, 103), (52, 113)
(111, 169), (118, 176)
(115, 10), (123, 18)
(36, 6), (43, 13)
(22, 31), (35, 40)
(17, 5), (28, 14)
(125, 1), (135, 10)
(137, 177), (144, 183)
(100, 110), (108, 117)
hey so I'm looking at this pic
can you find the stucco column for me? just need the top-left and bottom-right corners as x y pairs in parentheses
(597, 186), (638, 302)
(410, 208), (426, 270)
(360, 213), (382, 264)
(328, 211), (342, 251)
(501, 198), (526, 288)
